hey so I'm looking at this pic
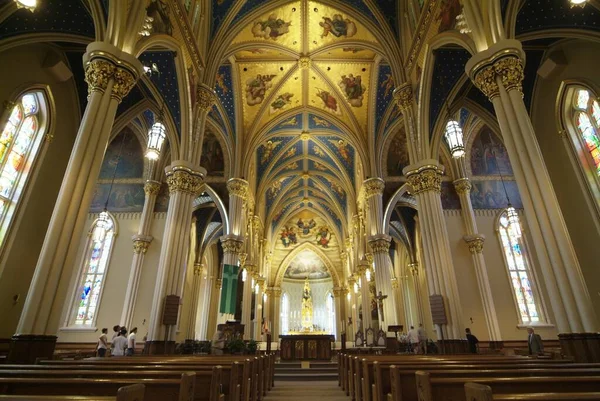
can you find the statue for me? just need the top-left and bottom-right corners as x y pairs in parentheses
(301, 277), (314, 331)
(375, 291), (388, 322)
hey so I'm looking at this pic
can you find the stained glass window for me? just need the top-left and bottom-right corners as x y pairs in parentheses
(573, 89), (600, 177)
(281, 293), (289, 334)
(73, 212), (115, 326)
(0, 91), (47, 247)
(326, 292), (335, 335)
(498, 211), (541, 324)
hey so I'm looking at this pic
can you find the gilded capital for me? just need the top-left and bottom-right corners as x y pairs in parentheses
(453, 178), (472, 195)
(166, 166), (204, 196)
(393, 82), (413, 111)
(111, 66), (137, 102)
(363, 177), (385, 198)
(220, 235), (244, 255)
(405, 165), (442, 194)
(85, 59), (115, 95)
(215, 278), (223, 289)
(193, 263), (204, 276)
(347, 277), (356, 286)
(473, 64), (499, 100)
(364, 252), (374, 264)
(408, 262), (419, 276)
(132, 235), (153, 254)
(144, 180), (162, 196)
(494, 56), (524, 95)
(464, 234), (485, 254)
(391, 277), (399, 289)
(273, 287), (282, 297)
(197, 84), (217, 111)
(332, 287), (344, 298)
(368, 235), (392, 254)
(227, 178), (249, 199)
(239, 252), (248, 267)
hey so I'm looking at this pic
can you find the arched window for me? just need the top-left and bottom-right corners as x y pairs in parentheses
(0, 91), (48, 247)
(326, 292), (335, 335)
(572, 88), (600, 175)
(497, 210), (544, 325)
(281, 292), (289, 334)
(70, 212), (116, 326)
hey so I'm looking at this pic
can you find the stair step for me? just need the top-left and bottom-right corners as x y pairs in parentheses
(275, 368), (337, 374)
(274, 373), (338, 381)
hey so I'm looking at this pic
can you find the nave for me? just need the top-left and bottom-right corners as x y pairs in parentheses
(265, 382), (346, 401)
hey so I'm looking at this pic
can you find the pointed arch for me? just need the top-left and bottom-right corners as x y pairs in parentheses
(274, 242), (341, 288)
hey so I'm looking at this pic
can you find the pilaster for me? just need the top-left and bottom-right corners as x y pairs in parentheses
(367, 234), (399, 330)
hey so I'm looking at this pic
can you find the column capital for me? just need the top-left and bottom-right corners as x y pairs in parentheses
(464, 234), (486, 254)
(193, 263), (204, 276)
(453, 178), (472, 195)
(368, 234), (392, 254)
(391, 277), (399, 289)
(466, 40), (525, 101)
(364, 252), (374, 264)
(239, 252), (248, 267)
(132, 235), (153, 254)
(363, 177), (385, 198)
(144, 180), (162, 196)
(220, 234), (244, 255)
(347, 277), (356, 286)
(403, 161), (443, 194)
(215, 278), (222, 289)
(244, 262), (257, 274)
(408, 262), (419, 276)
(393, 82), (413, 111)
(165, 162), (205, 196)
(227, 178), (250, 200)
(196, 84), (217, 111)
(272, 287), (282, 297)
(332, 287), (344, 298)
(356, 260), (370, 275)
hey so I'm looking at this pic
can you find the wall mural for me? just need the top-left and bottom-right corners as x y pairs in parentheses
(470, 128), (513, 176)
(470, 181), (523, 209)
(252, 15), (292, 40)
(437, 0), (461, 33)
(284, 249), (330, 280)
(387, 128), (409, 176)
(99, 129), (144, 180)
(200, 132), (225, 176)
(90, 183), (145, 213)
(277, 211), (337, 251)
(441, 181), (461, 210)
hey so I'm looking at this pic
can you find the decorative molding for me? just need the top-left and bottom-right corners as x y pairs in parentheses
(363, 177), (385, 197)
(453, 178), (472, 195)
(368, 235), (392, 254)
(408, 262), (419, 276)
(168, 0), (204, 77)
(166, 167), (204, 195)
(405, 166), (442, 194)
(298, 56), (311, 70)
(111, 66), (137, 102)
(464, 234), (485, 254)
(197, 84), (217, 111)
(193, 263), (204, 276)
(132, 235), (153, 254)
(85, 59), (114, 95)
(393, 82), (413, 111)
(405, 0), (438, 72)
(494, 56), (524, 95)
(273, 287), (282, 297)
(471, 52), (524, 100)
(144, 180), (162, 196)
(332, 287), (344, 298)
(473, 63), (499, 100)
(220, 235), (244, 255)
(391, 277), (399, 289)
(227, 177), (249, 199)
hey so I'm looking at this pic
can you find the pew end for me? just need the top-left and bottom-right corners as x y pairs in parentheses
(464, 382), (493, 401)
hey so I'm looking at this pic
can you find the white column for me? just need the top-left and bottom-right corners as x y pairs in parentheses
(409, 263), (425, 327)
(195, 268), (211, 340)
(272, 288), (282, 339)
(466, 41), (598, 332)
(358, 261), (372, 331)
(16, 42), (141, 336)
(241, 262), (254, 339)
(403, 161), (464, 339)
(253, 278), (265, 340)
(347, 277), (359, 337)
(146, 162), (205, 349)
(453, 178), (502, 342)
(185, 263), (203, 340)
(333, 288), (343, 341)
(120, 180), (160, 329)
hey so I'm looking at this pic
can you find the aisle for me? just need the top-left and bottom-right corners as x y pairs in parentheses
(264, 381), (347, 401)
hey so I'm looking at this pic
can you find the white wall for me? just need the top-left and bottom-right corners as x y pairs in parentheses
(281, 278), (334, 334)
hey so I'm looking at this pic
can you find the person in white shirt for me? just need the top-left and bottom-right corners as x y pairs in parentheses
(127, 327), (137, 356)
(417, 323), (428, 354)
(97, 328), (108, 357)
(111, 325), (120, 342)
(407, 326), (419, 353)
(111, 328), (128, 357)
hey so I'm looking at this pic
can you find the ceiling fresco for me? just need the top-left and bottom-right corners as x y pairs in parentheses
(284, 249), (331, 280)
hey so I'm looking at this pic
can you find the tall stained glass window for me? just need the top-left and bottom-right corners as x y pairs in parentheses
(573, 88), (600, 176)
(498, 210), (541, 324)
(326, 292), (335, 335)
(281, 292), (289, 334)
(0, 91), (48, 247)
(73, 212), (115, 326)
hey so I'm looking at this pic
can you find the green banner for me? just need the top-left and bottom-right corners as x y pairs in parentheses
(219, 264), (239, 314)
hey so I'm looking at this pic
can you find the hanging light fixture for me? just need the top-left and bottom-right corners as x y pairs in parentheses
(444, 120), (465, 158)
(14, 0), (37, 11)
(145, 107), (166, 160)
(488, 132), (522, 237)
(569, 0), (587, 7)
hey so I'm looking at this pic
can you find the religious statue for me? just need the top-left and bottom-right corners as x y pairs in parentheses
(301, 278), (314, 332)
(375, 291), (388, 322)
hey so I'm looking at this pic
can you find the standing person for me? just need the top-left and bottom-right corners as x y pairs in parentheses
(407, 326), (419, 354)
(112, 328), (128, 356)
(127, 327), (137, 356)
(111, 325), (121, 342)
(212, 327), (225, 355)
(527, 327), (544, 355)
(418, 323), (428, 354)
(465, 328), (479, 354)
(97, 328), (108, 357)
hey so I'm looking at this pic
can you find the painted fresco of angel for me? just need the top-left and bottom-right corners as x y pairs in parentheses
(261, 139), (281, 164)
(380, 73), (395, 98)
(329, 139), (352, 164)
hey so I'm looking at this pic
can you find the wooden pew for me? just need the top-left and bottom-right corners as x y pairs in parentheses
(465, 382), (600, 401)
(384, 363), (600, 401)
(0, 372), (196, 401)
(416, 371), (600, 401)
(0, 383), (145, 401)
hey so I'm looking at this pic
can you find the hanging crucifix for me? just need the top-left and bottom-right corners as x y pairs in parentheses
(374, 291), (388, 321)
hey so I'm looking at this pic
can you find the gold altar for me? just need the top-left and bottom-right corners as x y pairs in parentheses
(279, 334), (334, 360)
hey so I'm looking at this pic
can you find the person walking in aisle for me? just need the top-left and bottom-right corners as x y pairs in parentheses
(127, 327), (137, 356)
(407, 326), (419, 354)
(527, 327), (544, 356)
(111, 325), (121, 342)
(97, 328), (108, 357)
(418, 323), (428, 354)
(465, 328), (479, 354)
(112, 328), (128, 356)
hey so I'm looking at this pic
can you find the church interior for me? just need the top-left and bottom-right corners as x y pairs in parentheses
(1, 0), (600, 399)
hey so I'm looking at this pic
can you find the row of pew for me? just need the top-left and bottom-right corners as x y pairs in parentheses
(0, 353), (275, 401)
(338, 352), (600, 401)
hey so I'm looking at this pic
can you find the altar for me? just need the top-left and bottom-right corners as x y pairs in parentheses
(279, 334), (335, 360)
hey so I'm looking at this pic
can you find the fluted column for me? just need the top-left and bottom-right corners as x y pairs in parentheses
(467, 41), (598, 332)
(403, 161), (464, 339)
(347, 277), (359, 337)
(357, 261), (372, 331)
(219, 236), (244, 324)
(333, 288), (343, 340)
(241, 261), (254, 339)
(409, 263), (425, 326)
(195, 267), (211, 340)
(272, 287), (282, 338)
(120, 180), (161, 329)
(10, 43), (141, 363)
(190, 84), (217, 165)
(206, 277), (221, 337)
(454, 178), (502, 341)
(253, 277), (265, 340)
(146, 162), (205, 352)
(185, 263), (203, 340)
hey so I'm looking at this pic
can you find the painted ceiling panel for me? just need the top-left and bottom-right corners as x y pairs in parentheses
(315, 201), (342, 232)
(254, 71), (303, 133)
(267, 113), (304, 135)
(314, 135), (355, 186)
(308, 113), (343, 134)
(215, 64), (236, 139)
(211, 0), (237, 37)
(375, 64), (395, 141)
(265, 175), (295, 212)
(257, 135), (297, 179)
(209, 106), (228, 136)
(516, 0), (600, 35)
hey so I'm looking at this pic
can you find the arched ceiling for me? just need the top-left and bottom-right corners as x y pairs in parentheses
(219, 0), (391, 242)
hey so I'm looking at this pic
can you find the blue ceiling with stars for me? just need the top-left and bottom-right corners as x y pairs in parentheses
(516, 0), (600, 36)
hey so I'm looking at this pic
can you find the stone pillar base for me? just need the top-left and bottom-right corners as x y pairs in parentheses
(437, 339), (469, 354)
(145, 340), (176, 355)
(8, 334), (57, 364)
(559, 333), (600, 363)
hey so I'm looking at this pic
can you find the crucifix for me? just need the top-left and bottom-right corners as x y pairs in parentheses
(374, 291), (388, 322)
